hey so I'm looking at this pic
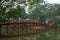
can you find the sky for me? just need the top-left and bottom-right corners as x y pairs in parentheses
(46, 0), (60, 4)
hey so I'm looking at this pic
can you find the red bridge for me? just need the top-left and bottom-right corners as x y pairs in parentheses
(0, 20), (47, 37)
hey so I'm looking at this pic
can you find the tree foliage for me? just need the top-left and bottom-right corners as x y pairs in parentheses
(0, 0), (45, 20)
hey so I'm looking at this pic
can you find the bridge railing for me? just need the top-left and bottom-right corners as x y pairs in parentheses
(0, 20), (47, 37)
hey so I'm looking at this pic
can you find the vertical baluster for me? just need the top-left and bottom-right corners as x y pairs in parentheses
(18, 23), (20, 35)
(26, 23), (28, 33)
(12, 24), (14, 35)
(6, 25), (8, 35)
(0, 25), (1, 36)
(22, 23), (23, 35)
(12, 20), (14, 35)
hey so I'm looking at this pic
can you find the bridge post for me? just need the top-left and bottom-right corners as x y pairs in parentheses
(12, 24), (14, 35)
(0, 25), (1, 36)
(6, 25), (8, 35)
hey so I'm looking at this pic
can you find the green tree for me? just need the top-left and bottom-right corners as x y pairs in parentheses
(0, 0), (45, 21)
(27, 0), (45, 20)
(0, 0), (26, 20)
